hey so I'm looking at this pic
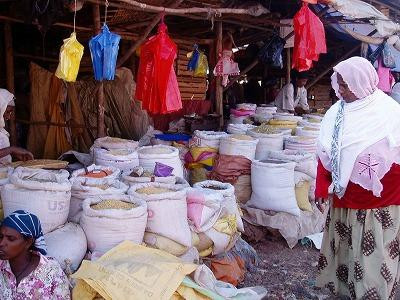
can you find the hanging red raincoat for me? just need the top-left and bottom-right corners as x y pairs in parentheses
(292, 3), (327, 71)
(135, 22), (182, 114)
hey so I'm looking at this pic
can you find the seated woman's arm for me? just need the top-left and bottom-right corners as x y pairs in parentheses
(0, 146), (34, 161)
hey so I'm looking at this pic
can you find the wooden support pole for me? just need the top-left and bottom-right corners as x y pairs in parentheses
(286, 48), (291, 84)
(117, 0), (185, 67)
(215, 21), (223, 128)
(4, 22), (16, 146)
(92, 3), (106, 138)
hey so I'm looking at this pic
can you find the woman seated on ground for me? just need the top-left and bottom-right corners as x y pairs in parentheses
(0, 210), (70, 299)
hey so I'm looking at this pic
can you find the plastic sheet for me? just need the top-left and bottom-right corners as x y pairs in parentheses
(89, 25), (121, 81)
(135, 20), (182, 114)
(258, 35), (286, 68)
(154, 162), (174, 177)
(55, 32), (84, 82)
(194, 52), (209, 77)
(292, 3), (326, 71)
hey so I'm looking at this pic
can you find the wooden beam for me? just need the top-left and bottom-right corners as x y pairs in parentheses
(14, 53), (58, 62)
(116, 0), (185, 67)
(92, 4), (101, 34)
(215, 21), (223, 128)
(4, 22), (16, 146)
(286, 48), (291, 84)
(306, 29), (378, 89)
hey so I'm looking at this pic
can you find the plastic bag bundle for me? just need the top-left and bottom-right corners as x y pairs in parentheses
(55, 32), (84, 82)
(292, 3), (326, 71)
(135, 20), (182, 114)
(187, 45), (200, 71)
(89, 25), (121, 81)
(187, 45), (209, 77)
(258, 35), (285, 68)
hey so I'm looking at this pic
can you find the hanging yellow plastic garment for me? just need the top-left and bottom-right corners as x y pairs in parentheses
(55, 32), (84, 82)
(194, 52), (209, 77)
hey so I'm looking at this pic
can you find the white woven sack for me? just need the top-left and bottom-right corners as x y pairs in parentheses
(128, 183), (191, 247)
(298, 120), (320, 129)
(219, 135), (258, 160)
(205, 228), (238, 255)
(70, 164), (121, 185)
(265, 150), (317, 179)
(186, 188), (223, 233)
(296, 127), (319, 137)
(247, 130), (284, 160)
(229, 114), (247, 124)
(2, 168), (71, 234)
(227, 124), (256, 135)
(253, 113), (273, 123)
(44, 222), (87, 272)
(193, 180), (244, 233)
(273, 113), (302, 122)
(137, 145), (184, 178)
(0, 167), (11, 186)
(237, 103), (257, 111)
(192, 130), (228, 150)
(92, 136), (138, 151)
(2, 184), (71, 234)
(69, 179), (129, 223)
(256, 106), (277, 114)
(94, 148), (139, 176)
(247, 159), (299, 216)
(80, 195), (147, 254)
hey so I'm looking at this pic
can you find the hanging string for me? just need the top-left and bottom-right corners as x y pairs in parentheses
(73, 0), (77, 33)
(104, 0), (109, 26)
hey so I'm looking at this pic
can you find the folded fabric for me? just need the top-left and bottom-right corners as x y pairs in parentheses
(209, 154), (251, 184)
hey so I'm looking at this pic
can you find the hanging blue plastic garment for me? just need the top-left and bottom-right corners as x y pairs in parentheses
(187, 44), (200, 71)
(89, 24), (121, 81)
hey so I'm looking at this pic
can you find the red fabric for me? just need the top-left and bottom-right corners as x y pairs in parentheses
(292, 3), (327, 71)
(315, 159), (331, 199)
(315, 161), (400, 209)
(135, 22), (182, 114)
(152, 100), (211, 131)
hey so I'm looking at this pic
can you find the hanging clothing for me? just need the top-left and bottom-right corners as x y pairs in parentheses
(377, 57), (395, 93)
(0, 89), (15, 166)
(315, 56), (400, 299)
(274, 83), (309, 112)
(213, 50), (240, 87)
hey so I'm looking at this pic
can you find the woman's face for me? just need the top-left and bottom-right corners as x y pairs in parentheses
(337, 74), (358, 103)
(0, 226), (32, 260)
(3, 106), (14, 122)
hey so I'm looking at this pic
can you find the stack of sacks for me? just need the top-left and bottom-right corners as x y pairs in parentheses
(188, 183), (242, 257)
(80, 195), (147, 257)
(1, 167), (87, 272)
(69, 165), (128, 223)
(209, 154), (252, 204)
(185, 146), (217, 185)
(138, 145), (184, 178)
(242, 158), (326, 248)
(227, 123), (256, 135)
(91, 137), (139, 175)
(128, 183), (194, 258)
(230, 103), (257, 124)
(285, 136), (317, 153)
(0, 167), (11, 220)
(191, 130), (228, 151)
(247, 127), (285, 160)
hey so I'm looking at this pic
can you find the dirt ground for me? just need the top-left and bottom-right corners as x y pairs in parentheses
(242, 235), (400, 300)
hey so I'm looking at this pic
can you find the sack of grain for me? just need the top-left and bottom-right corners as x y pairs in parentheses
(265, 150), (317, 178)
(80, 195), (147, 254)
(2, 167), (71, 234)
(227, 124), (256, 135)
(237, 103), (257, 111)
(69, 179), (129, 223)
(143, 232), (199, 257)
(233, 175), (252, 204)
(192, 131), (228, 150)
(285, 136), (317, 153)
(273, 113), (302, 122)
(229, 114), (247, 124)
(219, 135), (258, 160)
(186, 188), (223, 233)
(44, 222), (87, 272)
(296, 127), (319, 138)
(247, 129), (284, 160)
(128, 183), (191, 247)
(0, 167), (10, 186)
(70, 164), (121, 184)
(94, 148), (139, 176)
(92, 136), (138, 151)
(138, 145), (184, 178)
(247, 159), (299, 216)
(122, 174), (176, 186)
(193, 180), (244, 233)
(256, 106), (277, 115)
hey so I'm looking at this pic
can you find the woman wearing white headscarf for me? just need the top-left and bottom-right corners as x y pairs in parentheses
(0, 89), (33, 164)
(315, 57), (400, 299)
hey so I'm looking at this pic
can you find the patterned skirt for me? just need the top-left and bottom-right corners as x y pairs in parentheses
(316, 205), (400, 300)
